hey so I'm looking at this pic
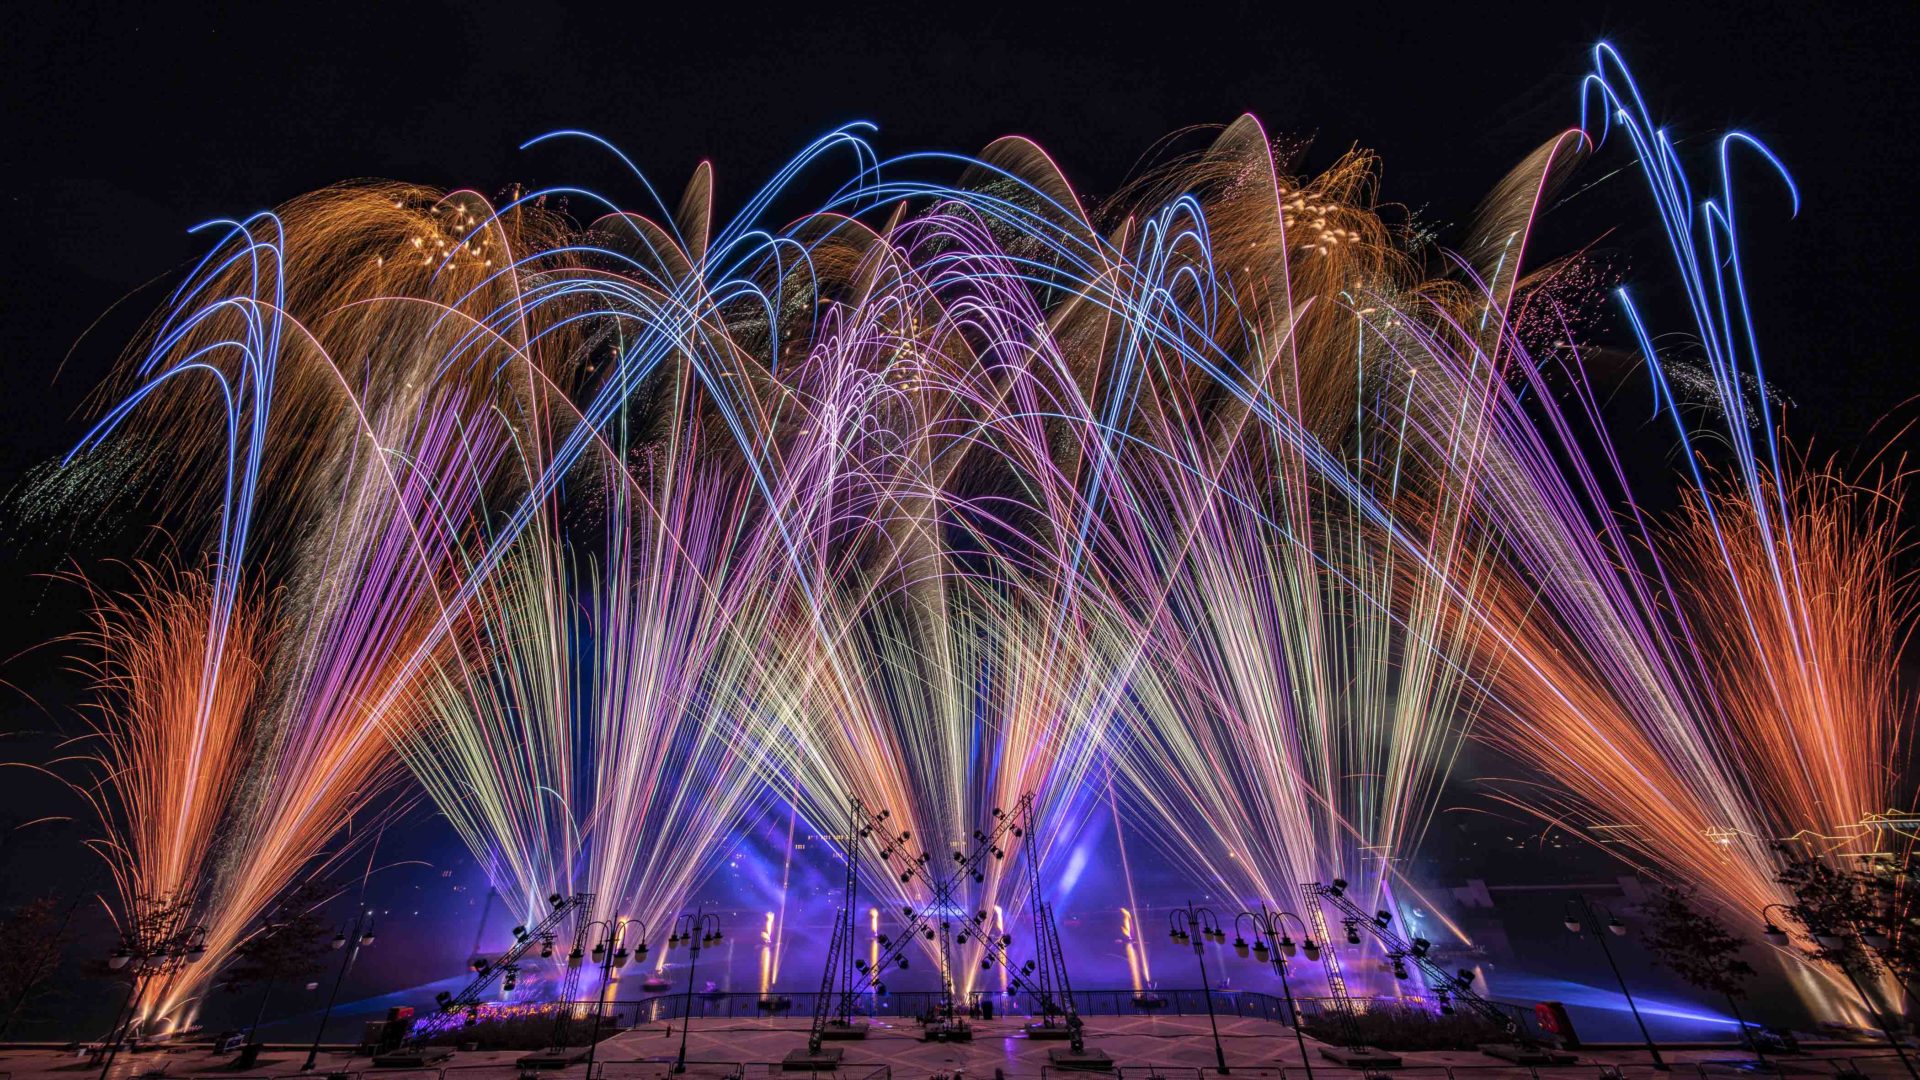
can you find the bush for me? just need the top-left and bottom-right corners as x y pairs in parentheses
(1302, 1003), (1510, 1051)
(415, 1009), (624, 1050)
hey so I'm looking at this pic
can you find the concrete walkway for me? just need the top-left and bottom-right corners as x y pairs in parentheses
(9, 1014), (1908, 1080)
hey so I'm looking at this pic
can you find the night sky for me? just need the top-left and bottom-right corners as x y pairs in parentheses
(1, 0), (1915, 1037)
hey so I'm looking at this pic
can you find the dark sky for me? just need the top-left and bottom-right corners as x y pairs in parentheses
(7, 0), (1915, 463)
(0, 0), (1914, 899)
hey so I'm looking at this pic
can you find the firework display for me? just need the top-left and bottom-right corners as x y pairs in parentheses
(35, 45), (1913, 1037)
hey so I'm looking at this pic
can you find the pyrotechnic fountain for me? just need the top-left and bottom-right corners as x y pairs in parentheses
(38, 44), (1914, 1043)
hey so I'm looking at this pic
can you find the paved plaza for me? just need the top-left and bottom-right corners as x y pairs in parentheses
(8, 1014), (1909, 1080)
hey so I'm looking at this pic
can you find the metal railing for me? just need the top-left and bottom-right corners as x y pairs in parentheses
(454, 988), (1306, 1026)
(174, 1051), (1909, 1080)
(1034, 1060), (1909, 1080)
(478, 988), (1545, 1042)
(210, 1064), (894, 1080)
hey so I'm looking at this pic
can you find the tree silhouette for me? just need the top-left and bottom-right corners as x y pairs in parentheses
(1640, 886), (1761, 1057)
(0, 895), (77, 1037)
(222, 881), (333, 1045)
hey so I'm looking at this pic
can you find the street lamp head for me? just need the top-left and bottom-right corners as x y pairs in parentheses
(1761, 923), (1789, 946)
(1813, 930), (1848, 950)
(567, 946), (585, 968)
(1302, 939), (1320, 962)
(592, 943), (607, 963)
(1863, 931), (1892, 951)
(107, 948), (130, 971)
(614, 947), (631, 968)
(1251, 938), (1270, 960)
(331, 932), (348, 950)
(185, 941), (207, 962)
(1562, 917), (1582, 934)
(1606, 918), (1626, 937)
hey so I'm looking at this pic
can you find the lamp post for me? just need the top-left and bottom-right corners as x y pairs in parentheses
(98, 899), (207, 1080)
(1236, 905), (1320, 1080)
(668, 910), (720, 1074)
(300, 906), (375, 1072)
(1565, 895), (1666, 1071)
(581, 916), (647, 1079)
(1170, 903), (1230, 1074)
(1762, 903), (1917, 1079)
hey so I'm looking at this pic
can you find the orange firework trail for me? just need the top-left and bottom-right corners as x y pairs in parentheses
(1665, 463), (1913, 848)
(60, 564), (272, 949)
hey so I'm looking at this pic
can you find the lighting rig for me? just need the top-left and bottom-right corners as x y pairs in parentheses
(1316, 880), (1580, 1067)
(799, 796), (873, 1065)
(1312, 880), (1515, 1035)
(795, 789), (1095, 1062)
(1014, 793), (1086, 1053)
(414, 892), (590, 1039)
(857, 797), (1016, 1042)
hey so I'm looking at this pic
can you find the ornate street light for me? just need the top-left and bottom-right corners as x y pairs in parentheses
(1234, 905), (1322, 1080)
(1565, 895), (1666, 1072)
(1169, 904), (1230, 1074)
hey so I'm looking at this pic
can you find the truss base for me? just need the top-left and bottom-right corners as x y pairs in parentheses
(921, 1019), (974, 1042)
(515, 1047), (590, 1069)
(820, 1022), (870, 1040)
(1024, 1023), (1078, 1040)
(782, 1049), (846, 1070)
(1046, 1047), (1115, 1071)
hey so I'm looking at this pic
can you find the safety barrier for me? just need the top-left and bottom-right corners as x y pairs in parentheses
(172, 1053), (1909, 1080)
